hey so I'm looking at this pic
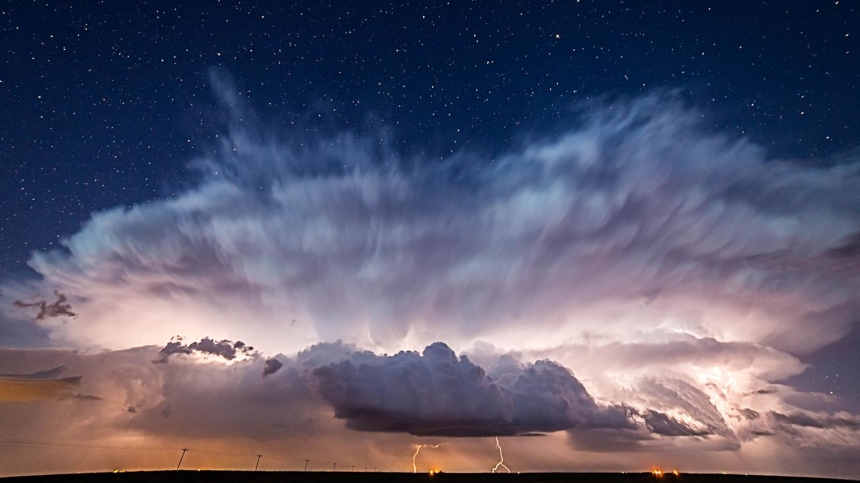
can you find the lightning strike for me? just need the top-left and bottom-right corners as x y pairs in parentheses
(412, 444), (440, 473)
(492, 437), (511, 473)
(723, 374), (738, 395)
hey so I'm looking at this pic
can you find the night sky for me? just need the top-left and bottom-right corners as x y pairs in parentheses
(1, 0), (860, 478)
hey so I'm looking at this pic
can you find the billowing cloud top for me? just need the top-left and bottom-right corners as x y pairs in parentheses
(315, 342), (616, 436)
(9, 91), (859, 359)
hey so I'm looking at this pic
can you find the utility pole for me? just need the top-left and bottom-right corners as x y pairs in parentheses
(304, 459), (309, 471)
(255, 455), (262, 471)
(333, 462), (337, 472)
(176, 448), (189, 470)
(352, 465), (355, 472)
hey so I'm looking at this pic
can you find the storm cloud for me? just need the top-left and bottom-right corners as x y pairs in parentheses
(2, 339), (859, 476)
(4, 90), (856, 360)
(1, 87), (860, 475)
(313, 342), (708, 438)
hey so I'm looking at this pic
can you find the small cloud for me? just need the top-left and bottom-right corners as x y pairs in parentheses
(13, 291), (76, 320)
(153, 337), (255, 363)
(262, 358), (283, 377)
(770, 411), (860, 430)
(640, 409), (711, 437)
(738, 408), (760, 421)
(827, 232), (860, 260)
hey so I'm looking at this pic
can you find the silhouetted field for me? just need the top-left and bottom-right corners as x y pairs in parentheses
(1, 471), (853, 483)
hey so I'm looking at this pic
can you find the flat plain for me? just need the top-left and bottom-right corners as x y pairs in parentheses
(1, 472), (853, 483)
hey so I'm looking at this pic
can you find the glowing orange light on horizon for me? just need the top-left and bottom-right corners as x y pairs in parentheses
(652, 468), (680, 477)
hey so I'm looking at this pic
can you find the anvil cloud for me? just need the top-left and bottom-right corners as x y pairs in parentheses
(11, 92), (860, 354)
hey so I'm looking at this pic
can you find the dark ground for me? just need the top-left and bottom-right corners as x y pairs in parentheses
(1, 472), (854, 483)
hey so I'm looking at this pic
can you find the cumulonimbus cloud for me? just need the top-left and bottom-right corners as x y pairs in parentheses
(313, 342), (712, 438)
(5, 86), (857, 359)
(1, 337), (858, 479)
(1, 79), (859, 472)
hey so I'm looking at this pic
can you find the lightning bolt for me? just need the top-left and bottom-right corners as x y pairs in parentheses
(492, 437), (511, 473)
(723, 374), (738, 395)
(412, 444), (440, 473)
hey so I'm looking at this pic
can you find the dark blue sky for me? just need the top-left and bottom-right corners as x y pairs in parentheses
(2, 0), (858, 275)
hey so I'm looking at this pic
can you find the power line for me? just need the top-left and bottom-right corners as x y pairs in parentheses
(176, 448), (188, 470)
(0, 438), (369, 473)
(184, 448), (304, 466)
(0, 438), (175, 452)
(184, 448), (259, 458)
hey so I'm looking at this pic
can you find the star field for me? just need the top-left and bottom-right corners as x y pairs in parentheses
(2, 1), (859, 275)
